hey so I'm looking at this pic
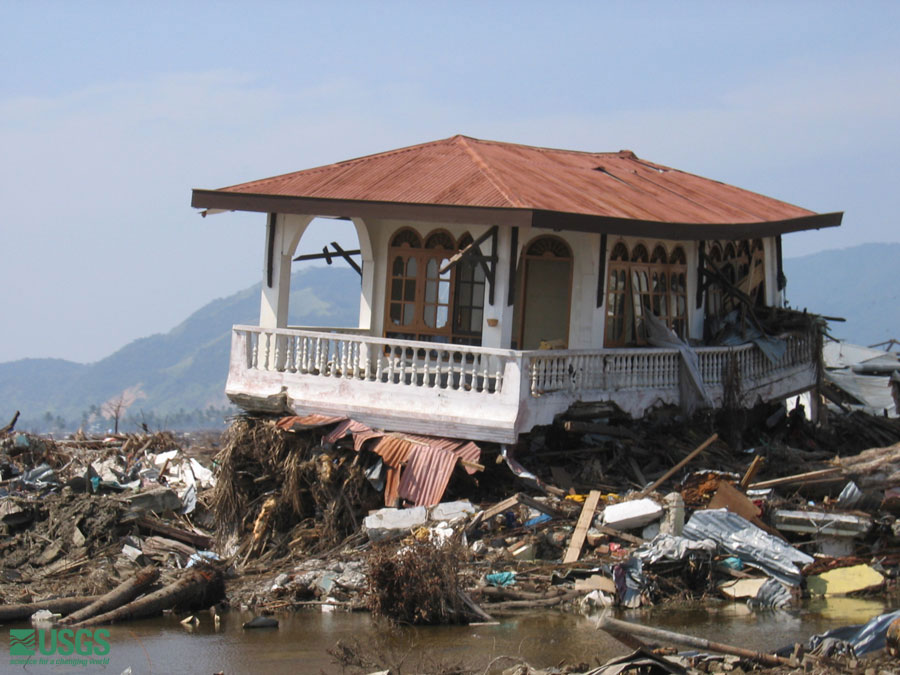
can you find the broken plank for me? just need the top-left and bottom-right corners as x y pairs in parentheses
(517, 493), (564, 519)
(563, 490), (602, 564)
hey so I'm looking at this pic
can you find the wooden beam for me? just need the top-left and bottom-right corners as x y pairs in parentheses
(563, 490), (602, 563)
(265, 213), (276, 288)
(507, 226), (519, 306)
(330, 241), (362, 276)
(596, 233), (607, 308)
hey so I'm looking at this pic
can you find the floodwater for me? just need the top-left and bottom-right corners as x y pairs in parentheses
(3, 597), (896, 674)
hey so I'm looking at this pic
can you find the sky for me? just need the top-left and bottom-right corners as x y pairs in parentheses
(2, 2), (898, 363)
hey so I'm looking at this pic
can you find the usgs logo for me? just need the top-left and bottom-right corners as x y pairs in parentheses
(9, 628), (111, 657)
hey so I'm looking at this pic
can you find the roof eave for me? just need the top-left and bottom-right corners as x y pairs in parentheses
(191, 189), (843, 240)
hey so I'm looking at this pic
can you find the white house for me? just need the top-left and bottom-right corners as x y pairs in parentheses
(192, 136), (842, 443)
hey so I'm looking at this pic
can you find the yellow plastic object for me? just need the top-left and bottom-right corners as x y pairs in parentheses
(806, 564), (885, 596)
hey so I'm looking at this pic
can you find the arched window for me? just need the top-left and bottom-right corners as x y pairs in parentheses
(384, 228), (488, 344)
(605, 241), (691, 346)
(452, 234), (486, 344)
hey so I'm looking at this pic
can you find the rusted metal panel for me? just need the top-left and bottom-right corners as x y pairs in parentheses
(322, 418), (371, 444)
(205, 135), (825, 227)
(398, 444), (458, 507)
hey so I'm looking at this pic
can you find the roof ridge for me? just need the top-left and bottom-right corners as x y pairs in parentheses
(455, 136), (526, 208)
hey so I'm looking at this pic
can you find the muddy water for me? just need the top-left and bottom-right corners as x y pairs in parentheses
(3, 597), (896, 674)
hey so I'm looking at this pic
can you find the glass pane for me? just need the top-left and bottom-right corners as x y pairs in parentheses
(392, 256), (403, 275)
(459, 281), (472, 306)
(424, 305), (436, 327)
(426, 258), (437, 278)
(391, 279), (402, 301)
(436, 306), (448, 328)
(390, 303), (401, 325)
(406, 257), (417, 276)
(474, 264), (485, 282)
(425, 279), (437, 303)
(438, 279), (450, 303)
(402, 303), (415, 325)
(458, 307), (470, 330)
(472, 282), (485, 308)
(404, 279), (416, 299)
(471, 308), (482, 331)
(440, 258), (451, 280)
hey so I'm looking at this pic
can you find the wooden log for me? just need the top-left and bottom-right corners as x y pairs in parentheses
(59, 566), (159, 625)
(596, 615), (793, 668)
(477, 589), (582, 611)
(70, 568), (218, 627)
(479, 586), (574, 602)
(638, 433), (718, 497)
(593, 525), (645, 546)
(0, 595), (99, 623)
(563, 490), (602, 563)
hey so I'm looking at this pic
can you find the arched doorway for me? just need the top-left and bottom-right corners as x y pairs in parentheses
(518, 236), (573, 350)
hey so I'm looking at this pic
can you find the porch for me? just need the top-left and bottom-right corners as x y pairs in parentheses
(226, 325), (819, 443)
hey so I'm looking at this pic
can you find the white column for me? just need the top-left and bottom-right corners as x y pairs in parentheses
(481, 226), (518, 349)
(352, 217), (376, 334)
(259, 214), (312, 328)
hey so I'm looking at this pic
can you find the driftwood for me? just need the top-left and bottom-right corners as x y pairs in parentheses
(0, 411), (19, 435)
(0, 595), (99, 623)
(477, 589), (582, 611)
(70, 568), (221, 627)
(748, 467), (842, 490)
(596, 614), (793, 668)
(59, 565), (159, 625)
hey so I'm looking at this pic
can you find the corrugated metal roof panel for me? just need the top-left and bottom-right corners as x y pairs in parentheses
(398, 444), (458, 507)
(216, 135), (816, 225)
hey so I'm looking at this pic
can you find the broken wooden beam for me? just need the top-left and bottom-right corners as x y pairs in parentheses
(748, 467), (842, 490)
(638, 433), (718, 497)
(563, 490), (602, 563)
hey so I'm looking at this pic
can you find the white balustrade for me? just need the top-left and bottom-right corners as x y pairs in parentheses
(233, 326), (512, 394)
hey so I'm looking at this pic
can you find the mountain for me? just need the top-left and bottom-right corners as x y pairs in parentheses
(0, 266), (360, 431)
(784, 242), (900, 347)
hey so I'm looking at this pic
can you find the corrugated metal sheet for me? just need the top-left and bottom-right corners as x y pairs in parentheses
(276, 415), (481, 506)
(218, 135), (815, 225)
(398, 444), (458, 507)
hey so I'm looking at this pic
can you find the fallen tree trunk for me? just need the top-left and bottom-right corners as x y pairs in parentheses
(597, 614), (793, 668)
(59, 565), (159, 625)
(70, 568), (222, 627)
(0, 595), (99, 623)
(837, 442), (900, 489)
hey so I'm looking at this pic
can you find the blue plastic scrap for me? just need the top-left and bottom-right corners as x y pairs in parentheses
(485, 572), (517, 587)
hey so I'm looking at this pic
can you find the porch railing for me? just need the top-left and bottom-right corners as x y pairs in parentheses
(234, 325), (517, 395)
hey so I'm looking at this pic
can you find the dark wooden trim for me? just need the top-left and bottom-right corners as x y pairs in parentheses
(776, 235), (786, 291)
(265, 213), (276, 288)
(293, 248), (361, 262)
(529, 209), (843, 240)
(696, 241), (706, 309)
(596, 234), (607, 308)
(507, 226), (519, 307)
(192, 189), (842, 240)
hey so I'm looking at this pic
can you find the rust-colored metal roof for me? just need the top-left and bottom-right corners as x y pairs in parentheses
(194, 135), (842, 237)
(398, 444), (459, 507)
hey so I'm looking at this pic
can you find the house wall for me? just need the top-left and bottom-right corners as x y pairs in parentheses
(264, 212), (782, 349)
